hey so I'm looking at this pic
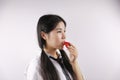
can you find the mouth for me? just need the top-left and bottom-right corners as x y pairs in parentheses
(60, 41), (65, 48)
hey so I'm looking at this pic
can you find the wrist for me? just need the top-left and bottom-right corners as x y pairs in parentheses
(70, 59), (78, 66)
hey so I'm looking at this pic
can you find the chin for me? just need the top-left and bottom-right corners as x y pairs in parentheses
(56, 45), (63, 50)
(58, 46), (64, 50)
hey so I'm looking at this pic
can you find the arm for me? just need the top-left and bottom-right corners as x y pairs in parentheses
(67, 43), (84, 80)
(71, 60), (84, 80)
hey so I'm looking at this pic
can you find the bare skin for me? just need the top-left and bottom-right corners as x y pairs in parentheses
(67, 43), (84, 80)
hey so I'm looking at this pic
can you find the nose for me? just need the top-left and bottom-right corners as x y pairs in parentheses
(62, 32), (66, 39)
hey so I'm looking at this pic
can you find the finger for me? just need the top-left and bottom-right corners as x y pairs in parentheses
(70, 53), (78, 62)
(68, 42), (76, 48)
(67, 45), (73, 49)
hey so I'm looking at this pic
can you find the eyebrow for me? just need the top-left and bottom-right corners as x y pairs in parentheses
(55, 28), (62, 30)
(55, 27), (66, 31)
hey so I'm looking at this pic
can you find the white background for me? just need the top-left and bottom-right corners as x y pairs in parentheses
(0, 0), (120, 80)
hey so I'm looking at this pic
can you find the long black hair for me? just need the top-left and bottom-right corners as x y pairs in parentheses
(37, 14), (77, 80)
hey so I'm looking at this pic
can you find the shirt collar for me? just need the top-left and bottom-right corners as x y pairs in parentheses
(44, 49), (62, 59)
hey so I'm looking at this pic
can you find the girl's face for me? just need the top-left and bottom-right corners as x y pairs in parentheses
(45, 21), (66, 49)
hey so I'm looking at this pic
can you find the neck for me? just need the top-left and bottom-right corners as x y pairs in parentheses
(43, 47), (58, 59)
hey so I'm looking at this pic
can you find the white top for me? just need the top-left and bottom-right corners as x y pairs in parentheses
(25, 50), (72, 80)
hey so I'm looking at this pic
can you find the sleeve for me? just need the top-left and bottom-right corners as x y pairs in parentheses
(25, 57), (43, 80)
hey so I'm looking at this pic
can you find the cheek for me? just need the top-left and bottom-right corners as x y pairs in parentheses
(49, 34), (62, 44)
(57, 34), (63, 39)
(51, 36), (61, 45)
(56, 35), (62, 41)
(49, 36), (63, 48)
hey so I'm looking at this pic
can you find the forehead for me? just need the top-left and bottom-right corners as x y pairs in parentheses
(55, 21), (66, 30)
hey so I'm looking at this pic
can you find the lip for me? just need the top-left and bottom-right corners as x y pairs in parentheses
(61, 41), (65, 47)
(62, 41), (65, 44)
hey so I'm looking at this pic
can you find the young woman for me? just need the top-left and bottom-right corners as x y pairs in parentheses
(26, 14), (84, 80)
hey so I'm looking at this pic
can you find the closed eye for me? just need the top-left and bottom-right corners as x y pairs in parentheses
(57, 31), (62, 33)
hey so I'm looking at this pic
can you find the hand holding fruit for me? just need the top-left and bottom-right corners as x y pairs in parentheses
(63, 41), (78, 63)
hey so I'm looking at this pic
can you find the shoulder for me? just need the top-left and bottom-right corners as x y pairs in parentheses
(29, 55), (40, 69)
(25, 55), (43, 80)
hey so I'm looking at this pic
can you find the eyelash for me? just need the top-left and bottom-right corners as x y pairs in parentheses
(57, 31), (62, 33)
(57, 31), (66, 33)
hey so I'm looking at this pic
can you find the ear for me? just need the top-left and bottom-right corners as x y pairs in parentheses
(40, 31), (47, 40)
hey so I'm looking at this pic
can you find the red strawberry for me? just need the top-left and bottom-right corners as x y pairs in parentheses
(64, 41), (70, 47)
